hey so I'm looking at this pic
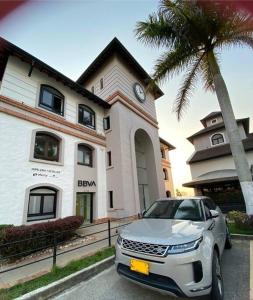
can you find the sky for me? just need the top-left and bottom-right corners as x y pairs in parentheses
(0, 0), (252, 194)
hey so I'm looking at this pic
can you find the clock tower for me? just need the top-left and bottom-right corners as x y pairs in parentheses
(77, 38), (165, 218)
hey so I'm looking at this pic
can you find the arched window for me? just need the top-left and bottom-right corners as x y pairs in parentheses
(34, 132), (60, 161)
(28, 187), (57, 221)
(39, 85), (64, 116)
(78, 144), (93, 167)
(78, 105), (96, 129)
(211, 133), (224, 145)
(166, 190), (171, 197)
(163, 168), (168, 180)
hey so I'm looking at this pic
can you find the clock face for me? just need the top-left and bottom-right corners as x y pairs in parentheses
(133, 83), (146, 103)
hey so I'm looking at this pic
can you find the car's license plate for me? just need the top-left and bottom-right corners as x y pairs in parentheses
(130, 259), (149, 275)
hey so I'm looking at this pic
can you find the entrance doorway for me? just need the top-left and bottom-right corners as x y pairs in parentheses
(76, 193), (93, 223)
(134, 129), (158, 212)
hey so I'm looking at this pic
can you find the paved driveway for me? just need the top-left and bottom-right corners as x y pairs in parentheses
(52, 240), (250, 300)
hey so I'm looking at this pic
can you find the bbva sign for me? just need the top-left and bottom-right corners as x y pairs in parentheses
(78, 180), (96, 187)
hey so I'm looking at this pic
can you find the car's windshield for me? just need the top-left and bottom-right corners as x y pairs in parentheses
(143, 199), (204, 221)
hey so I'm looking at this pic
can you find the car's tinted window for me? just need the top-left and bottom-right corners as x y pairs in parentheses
(203, 203), (212, 219)
(203, 198), (216, 210)
(144, 200), (204, 221)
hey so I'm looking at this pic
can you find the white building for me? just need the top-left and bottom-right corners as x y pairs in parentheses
(183, 112), (253, 211)
(0, 37), (174, 225)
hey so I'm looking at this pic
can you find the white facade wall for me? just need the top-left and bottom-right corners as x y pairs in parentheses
(1, 56), (105, 135)
(190, 152), (253, 180)
(0, 114), (107, 225)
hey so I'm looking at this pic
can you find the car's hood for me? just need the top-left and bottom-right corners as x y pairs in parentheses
(120, 219), (206, 245)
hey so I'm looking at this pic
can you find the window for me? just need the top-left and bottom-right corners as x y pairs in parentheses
(34, 132), (60, 161)
(211, 133), (224, 145)
(100, 78), (104, 90)
(203, 203), (212, 220)
(78, 144), (93, 167)
(91, 86), (94, 94)
(163, 168), (168, 180)
(39, 85), (64, 116)
(211, 119), (217, 124)
(109, 191), (113, 208)
(78, 105), (96, 130)
(166, 191), (171, 197)
(103, 116), (110, 130)
(28, 187), (57, 221)
(107, 151), (112, 167)
(161, 149), (165, 159)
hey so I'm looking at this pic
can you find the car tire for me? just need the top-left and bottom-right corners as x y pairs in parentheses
(225, 226), (232, 249)
(210, 250), (224, 300)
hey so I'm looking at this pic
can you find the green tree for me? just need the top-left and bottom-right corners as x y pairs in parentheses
(135, 0), (253, 214)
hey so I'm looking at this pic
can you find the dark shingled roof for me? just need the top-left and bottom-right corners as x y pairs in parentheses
(200, 111), (221, 127)
(187, 118), (249, 143)
(188, 133), (253, 164)
(0, 37), (111, 109)
(159, 137), (176, 150)
(76, 37), (164, 100)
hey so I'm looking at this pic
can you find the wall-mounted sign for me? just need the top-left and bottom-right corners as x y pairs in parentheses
(31, 168), (61, 179)
(78, 180), (96, 187)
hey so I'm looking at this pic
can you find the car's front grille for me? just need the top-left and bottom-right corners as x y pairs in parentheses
(122, 238), (169, 257)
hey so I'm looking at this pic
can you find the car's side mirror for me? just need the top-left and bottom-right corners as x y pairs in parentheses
(210, 209), (219, 218)
(140, 209), (146, 218)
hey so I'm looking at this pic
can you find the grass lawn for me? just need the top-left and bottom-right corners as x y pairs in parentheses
(228, 222), (253, 235)
(0, 246), (115, 300)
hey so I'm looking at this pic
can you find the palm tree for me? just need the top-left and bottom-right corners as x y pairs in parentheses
(135, 0), (253, 214)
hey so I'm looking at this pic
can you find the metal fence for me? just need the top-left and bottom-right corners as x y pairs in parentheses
(0, 217), (134, 275)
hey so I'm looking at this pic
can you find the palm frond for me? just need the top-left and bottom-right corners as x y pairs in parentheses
(216, 33), (253, 51)
(152, 44), (199, 84)
(135, 13), (176, 49)
(173, 55), (204, 121)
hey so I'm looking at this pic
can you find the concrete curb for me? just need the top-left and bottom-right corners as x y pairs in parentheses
(231, 234), (253, 240)
(16, 255), (115, 300)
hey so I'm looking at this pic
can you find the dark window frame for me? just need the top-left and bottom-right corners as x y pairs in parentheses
(211, 133), (224, 145)
(109, 191), (113, 208)
(39, 85), (64, 116)
(163, 168), (168, 180)
(34, 132), (60, 162)
(100, 78), (104, 90)
(27, 187), (57, 221)
(78, 104), (96, 130)
(107, 151), (112, 167)
(161, 149), (166, 159)
(77, 144), (93, 167)
(103, 116), (110, 130)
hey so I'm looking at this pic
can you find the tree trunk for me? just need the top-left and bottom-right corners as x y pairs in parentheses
(208, 51), (253, 214)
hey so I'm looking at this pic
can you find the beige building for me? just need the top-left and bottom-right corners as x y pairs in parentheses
(160, 138), (175, 197)
(183, 112), (253, 212)
(0, 37), (175, 225)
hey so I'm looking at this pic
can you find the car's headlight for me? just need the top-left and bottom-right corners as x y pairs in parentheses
(167, 237), (203, 255)
(117, 235), (123, 246)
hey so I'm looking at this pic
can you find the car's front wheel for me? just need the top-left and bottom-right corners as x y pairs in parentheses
(210, 250), (224, 300)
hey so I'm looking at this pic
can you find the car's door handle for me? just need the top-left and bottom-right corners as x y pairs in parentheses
(208, 221), (215, 230)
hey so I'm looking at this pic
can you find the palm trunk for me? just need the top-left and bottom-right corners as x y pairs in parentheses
(208, 51), (253, 214)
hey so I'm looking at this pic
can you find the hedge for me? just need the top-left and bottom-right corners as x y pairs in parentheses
(227, 210), (253, 230)
(0, 216), (84, 260)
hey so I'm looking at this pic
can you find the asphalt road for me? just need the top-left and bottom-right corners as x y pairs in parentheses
(52, 240), (250, 300)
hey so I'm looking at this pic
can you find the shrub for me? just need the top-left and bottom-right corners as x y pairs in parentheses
(227, 211), (245, 222)
(227, 210), (253, 230)
(0, 216), (83, 260)
(0, 224), (13, 230)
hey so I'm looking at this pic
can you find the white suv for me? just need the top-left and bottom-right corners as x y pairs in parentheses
(115, 197), (232, 299)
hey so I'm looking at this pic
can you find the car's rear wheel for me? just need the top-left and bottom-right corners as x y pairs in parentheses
(210, 250), (224, 300)
(225, 226), (232, 249)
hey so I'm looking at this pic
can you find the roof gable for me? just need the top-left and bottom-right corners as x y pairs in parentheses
(76, 37), (163, 100)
